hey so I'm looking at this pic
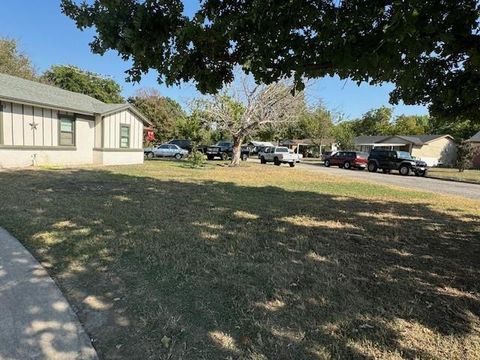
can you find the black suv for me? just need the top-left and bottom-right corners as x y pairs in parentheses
(168, 139), (192, 153)
(205, 141), (250, 160)
(368, 149), (428, 176)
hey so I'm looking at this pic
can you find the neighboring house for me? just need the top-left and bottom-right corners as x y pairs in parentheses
(0, 73), (151, 168)
(466, 131), (480, 168)
(280, 138), (338, 156)
(354, 135), (457, 166)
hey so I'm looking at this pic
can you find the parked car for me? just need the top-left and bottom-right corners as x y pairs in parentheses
(367, 149), (428, 176)
(256, 146), (270, 158)
(321, 151), (335, 161)
(324, 151), (368, 169)
(168, 139), (192, 153)
(205, 141), (250, 161)
(259, 146), (297, 167)
(144, 144), (188, 160)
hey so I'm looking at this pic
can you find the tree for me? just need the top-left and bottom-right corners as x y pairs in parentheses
(62, 0), (480, 122)
(128, 88), (185, 143)
(0, 38), (36, 80)
(333, 121), (355, 150)
(42, 65), (123, 103)
(392, 115), (429, 135)
(456, 141), (478, 172)
(351, 107), (393, 136)
(172, 104), (211, 145)
(202, 81), (304, 166)
(299, 106), (333, 150)
(429, 116), (480, 141)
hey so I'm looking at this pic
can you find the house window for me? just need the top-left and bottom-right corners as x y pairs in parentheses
(120, 125), (130, 148)
(59, 117), (75, 146)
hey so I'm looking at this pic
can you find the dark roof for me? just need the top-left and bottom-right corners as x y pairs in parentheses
(354, 136), (389, 145)
(281, 138), (336, 145)
(467, 131), (480, 142)
(354, 134), (452, 146)
(0, 73), (151, 125)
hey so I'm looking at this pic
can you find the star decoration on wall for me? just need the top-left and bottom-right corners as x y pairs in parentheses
(29, 121), (38, 130)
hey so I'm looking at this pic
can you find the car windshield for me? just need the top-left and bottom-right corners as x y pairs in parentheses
(397, 151), (413, 159)
(276, 147), (288, 153)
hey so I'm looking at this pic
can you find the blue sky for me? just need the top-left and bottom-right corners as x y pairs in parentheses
(0, 1), (428, 119)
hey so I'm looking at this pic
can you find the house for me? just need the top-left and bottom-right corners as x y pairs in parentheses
(466, 131), (480, 168)
(354, 135), (457, 166)
(280, 138), (337, 157)
(0, 73), (151, 168)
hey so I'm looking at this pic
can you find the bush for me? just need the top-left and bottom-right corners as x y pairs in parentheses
(456, 141), (478, 172)
(187, 148), (206, 168)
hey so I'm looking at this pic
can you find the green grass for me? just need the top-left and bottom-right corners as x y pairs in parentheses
(428, 167), (480, 184)
(0, 161), (479, 359)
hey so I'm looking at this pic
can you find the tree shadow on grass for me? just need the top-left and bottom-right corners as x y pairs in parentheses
(0, 168), (479, 359)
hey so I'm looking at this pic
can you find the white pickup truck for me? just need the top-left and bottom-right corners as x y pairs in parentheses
(259, 146), (299, 167)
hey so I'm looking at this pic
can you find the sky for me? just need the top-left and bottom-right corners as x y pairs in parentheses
(0, 1), (429, 119)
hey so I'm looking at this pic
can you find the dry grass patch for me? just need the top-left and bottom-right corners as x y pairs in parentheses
(0, 161), (479, 359)
(428, 167), (480, 184)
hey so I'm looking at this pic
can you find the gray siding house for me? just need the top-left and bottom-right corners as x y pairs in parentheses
(0, 73), (151, 168)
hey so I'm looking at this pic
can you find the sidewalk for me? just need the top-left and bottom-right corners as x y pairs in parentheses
(0, 228), (98, 360)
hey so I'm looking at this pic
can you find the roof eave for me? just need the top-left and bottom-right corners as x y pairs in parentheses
(98, 104), (152, 126)
(0, 96), (94, 116)
(422, 135), (454, 144)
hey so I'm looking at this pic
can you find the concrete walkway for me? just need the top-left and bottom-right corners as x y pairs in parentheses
(0, 228), (97, 360)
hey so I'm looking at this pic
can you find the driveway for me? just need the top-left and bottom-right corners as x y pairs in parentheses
(298, 162), (480, 200)
(0, 228), (97, 360)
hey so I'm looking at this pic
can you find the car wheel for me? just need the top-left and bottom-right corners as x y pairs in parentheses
(289, 162), (295, 167)
(274, 157), (281, 166)
(399, 165), (410, 176)
(221, 152), (229, 161)
(207, 155), (214, 160)
(146, 152), (154, 160)
(324, 160), (330, 167)
(368, 162), (377, 172)
(260, 156), (266, 164)
(241, 153), (248, 161)
(174, 153), (183, 160)
(344, 161), (351, 169)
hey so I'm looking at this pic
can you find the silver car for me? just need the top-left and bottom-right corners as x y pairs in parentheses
(144, 144), (188, 160)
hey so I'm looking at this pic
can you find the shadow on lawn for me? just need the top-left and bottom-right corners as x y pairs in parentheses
(0, 168), (479, 359)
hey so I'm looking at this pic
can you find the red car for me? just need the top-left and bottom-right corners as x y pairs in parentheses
(324, 151), (368, 169)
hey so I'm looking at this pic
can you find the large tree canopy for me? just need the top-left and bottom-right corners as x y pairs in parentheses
(42, 65), (124, 103)
(128, 88), (185, 142)
(61, 0), (480, 121)
(0, 38), (36, 80)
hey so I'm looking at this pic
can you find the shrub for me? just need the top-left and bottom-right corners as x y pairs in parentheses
(187, 147), (205, 168)
(456, 141), (478, 172)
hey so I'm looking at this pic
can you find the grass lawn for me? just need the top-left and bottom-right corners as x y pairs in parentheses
(428, 167), (480, 184)
(0, 161), (479, 359)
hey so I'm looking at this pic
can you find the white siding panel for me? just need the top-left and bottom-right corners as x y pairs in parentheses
(43, 108), (53, 147)
(3, 102), (13, 145)
(52, 110), (58, 146)
(100, 110), (145, 149)
(12, 103), (23, 145)
(33, 107), (43, 146)
(23, 105), (34, 146)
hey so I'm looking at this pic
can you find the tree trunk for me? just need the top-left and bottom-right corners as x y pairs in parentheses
(230, 136), (243, 167)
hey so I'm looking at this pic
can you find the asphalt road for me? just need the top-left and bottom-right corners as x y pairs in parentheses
(298, 162), (480, 200)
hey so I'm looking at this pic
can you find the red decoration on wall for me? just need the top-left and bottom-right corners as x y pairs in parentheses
(146, 130), (155, 142)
